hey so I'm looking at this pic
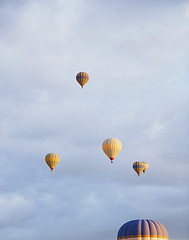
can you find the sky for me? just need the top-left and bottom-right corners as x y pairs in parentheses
(0, 0), (189, 239)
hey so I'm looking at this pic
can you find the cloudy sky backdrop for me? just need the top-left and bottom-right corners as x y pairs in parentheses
(0, 0), (189, 239)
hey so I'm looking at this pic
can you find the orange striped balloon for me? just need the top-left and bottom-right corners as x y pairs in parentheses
(102, 138), (122, 163)
(45, 153), (60, 172)
(76, 72), (89, 88)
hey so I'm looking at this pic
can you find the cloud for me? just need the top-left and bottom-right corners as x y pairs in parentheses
(184, 1), (189, 18)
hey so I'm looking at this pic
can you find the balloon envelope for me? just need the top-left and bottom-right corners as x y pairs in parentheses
(76, 72), (89, 88)
(102, 138), (122, 163)
(133, 161), (144, 176)
(45, 153), (60, 171)
(117, 219), (169, 240)
(143, 161), (149, 173)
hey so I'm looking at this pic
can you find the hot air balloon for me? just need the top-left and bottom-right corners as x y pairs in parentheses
(117, 219), (169, 240)
(143, 161), (149, 173)
(76, 72), (89, 88)
(45, 153), (60, 172)
(102, 138), (122, 163)
(133, 161), (144, 176)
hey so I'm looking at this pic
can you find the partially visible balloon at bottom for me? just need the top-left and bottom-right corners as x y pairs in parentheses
(117, 219), (169, 240)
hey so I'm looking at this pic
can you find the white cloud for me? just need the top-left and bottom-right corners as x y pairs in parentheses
(145, 121), (165, 139)
(0, 193), (33, 227)
(184, 1), (189, 18)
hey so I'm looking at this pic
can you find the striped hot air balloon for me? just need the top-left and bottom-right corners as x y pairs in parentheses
(117, 219), (169, 240)
(102, 138), (122, 163)
(45, 153), (60, 172)
(143, 161), (149, 173)
(76, 72), (89, 88)
(133, 161), (144, 176)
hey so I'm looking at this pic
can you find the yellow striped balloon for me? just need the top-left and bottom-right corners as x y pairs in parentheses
(102, 138), (122, 163)
(117, 219), (169, 240)
(76, 72), (89, 88)
(45, 153), (60, 172)
(133, 161), (144, 176)
(143, 161), (149, 173)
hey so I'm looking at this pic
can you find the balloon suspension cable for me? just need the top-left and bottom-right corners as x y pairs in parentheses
(51, 169), (53, 172)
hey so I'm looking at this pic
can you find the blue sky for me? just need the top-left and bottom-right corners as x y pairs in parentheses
(0, 0), (189, 239)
